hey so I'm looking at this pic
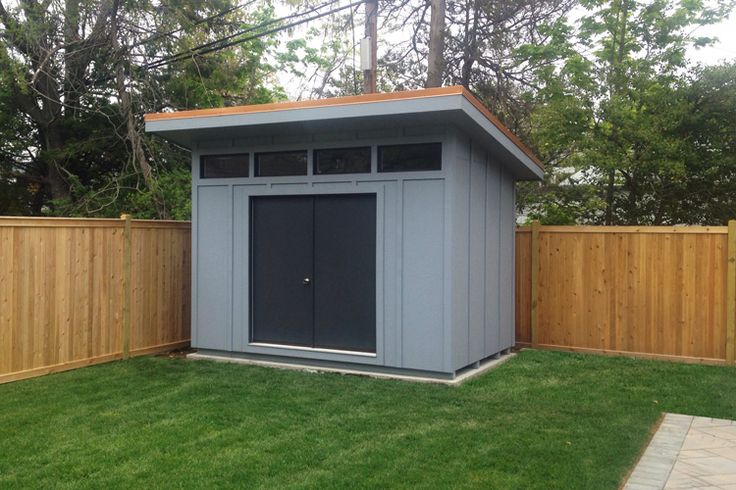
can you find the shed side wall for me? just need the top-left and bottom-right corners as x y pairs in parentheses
(448, 131), (517, 371)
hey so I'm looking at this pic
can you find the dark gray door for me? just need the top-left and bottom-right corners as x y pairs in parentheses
(314, 194), (376, 352)
(251, 195), (314, 346)
(250, 194), (376, 353)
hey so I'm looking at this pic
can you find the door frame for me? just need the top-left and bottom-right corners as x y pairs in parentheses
(240, 184), (385, 366)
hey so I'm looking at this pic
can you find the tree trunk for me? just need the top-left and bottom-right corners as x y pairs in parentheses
(425, 0), (445, 88)
(64, 0), (81, 113)
(605, 169), (615, 225)
(460, 0), (479, 88)
(42, 126), (72, 202)
(603, 0), (629, 225)
(116, 63), (166, 218)
(626, 179), (638, 224)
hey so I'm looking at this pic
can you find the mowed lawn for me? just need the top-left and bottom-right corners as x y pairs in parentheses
(2, 351), (736, 489)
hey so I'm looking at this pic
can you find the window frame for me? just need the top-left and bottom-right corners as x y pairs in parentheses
(254, 150), (309, 177)
(313, 146), (372, 175)
(377, 142), (442, 173)
(199, 153), (250, 179)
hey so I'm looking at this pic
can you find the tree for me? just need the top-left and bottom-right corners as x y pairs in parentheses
(669, 63), (736, 223)
(425, 0), (445, 87)
(523, 0), (736, 225)
(380, 0), (574, 131)
(0, 0), (285, 217)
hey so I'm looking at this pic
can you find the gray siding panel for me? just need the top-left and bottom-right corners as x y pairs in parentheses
(196, 185), (232, 350)
(450, 136), (470, 370)
(499, 167), (515, 349)
(365, 181), (399, 367)
(468, 145), (488, 362)
(232, 186), (252, 351)
(401, 179), (444, 371)
(484, 158), (502, 356)
(450, 134), (518, 367)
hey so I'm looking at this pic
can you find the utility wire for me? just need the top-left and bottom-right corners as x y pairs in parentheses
(130, 0), (259, 49)
(142, 0), (347, 69)
(142, 0), (354, 71)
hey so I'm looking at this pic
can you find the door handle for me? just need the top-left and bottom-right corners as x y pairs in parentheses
(302, 277), (311, 286)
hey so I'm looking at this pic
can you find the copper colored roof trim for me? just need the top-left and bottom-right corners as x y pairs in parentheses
(144, 86), (542, 169)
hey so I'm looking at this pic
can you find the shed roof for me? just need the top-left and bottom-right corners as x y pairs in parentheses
(145, 86), (543, 180)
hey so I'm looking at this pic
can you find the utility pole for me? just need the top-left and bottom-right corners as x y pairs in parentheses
(361, 0), (378, 94)
(425, 0), (446, 88)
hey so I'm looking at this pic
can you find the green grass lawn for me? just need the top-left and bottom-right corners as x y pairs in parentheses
(2, 350), (736, 489)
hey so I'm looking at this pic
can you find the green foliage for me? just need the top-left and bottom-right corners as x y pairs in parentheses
(2, 0), (734, 224)
(273, 7), (363, 98)
(521, 0), (736, 225)
(126, 167), (192, 220)
(0, 0), (291, 218)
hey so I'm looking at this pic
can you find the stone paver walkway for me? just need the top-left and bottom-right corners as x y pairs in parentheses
(625, 413), (736, 490)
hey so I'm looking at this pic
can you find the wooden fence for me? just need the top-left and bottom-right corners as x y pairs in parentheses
(3, 217), (734, 383)
(515, 222), (736, 364)
(0, 216), (191, 383)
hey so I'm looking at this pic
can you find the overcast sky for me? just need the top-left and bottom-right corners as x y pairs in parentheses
(685, 13), (736, 65)
(274, 3), (735, 98)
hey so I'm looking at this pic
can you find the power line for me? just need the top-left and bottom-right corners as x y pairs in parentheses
(142, 0), (350, 70)
(142, 0), (355, 71)
(130, 1), (259, 49)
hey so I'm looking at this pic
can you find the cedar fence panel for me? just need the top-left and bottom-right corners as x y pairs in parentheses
(4, 217), (734, 383)
(515, 227), (532, 346)
(0, 217), (191, 384)
(130, 221), (191, 355)
(516, 224), (735, 364)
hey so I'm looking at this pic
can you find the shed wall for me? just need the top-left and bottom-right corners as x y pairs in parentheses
(192, 127), (452, 373)
(446, 131), (516, 371)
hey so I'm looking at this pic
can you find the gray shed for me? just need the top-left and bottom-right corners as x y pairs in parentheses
(145, 86), (543, 380)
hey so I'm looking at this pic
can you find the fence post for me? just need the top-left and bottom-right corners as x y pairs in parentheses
(727, 220), (736, 364)
(530, 220), (540, 347)
(121, 213), (132, 360)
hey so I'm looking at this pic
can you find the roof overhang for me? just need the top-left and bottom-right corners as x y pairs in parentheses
(145, 86), (544, 180)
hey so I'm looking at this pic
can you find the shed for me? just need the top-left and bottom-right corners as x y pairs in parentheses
(145, 86), (543, 380)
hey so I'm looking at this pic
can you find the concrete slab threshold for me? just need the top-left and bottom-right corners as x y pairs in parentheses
(187, 350), (515, 386)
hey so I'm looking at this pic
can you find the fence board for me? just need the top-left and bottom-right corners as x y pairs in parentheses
(130, 225), (191, 352)
(0, 217), (191, 384)
(516, 225), (730, 363)
(515, 227), (532, 345)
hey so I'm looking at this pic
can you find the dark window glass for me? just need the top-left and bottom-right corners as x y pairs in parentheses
(314, 147), (371, 174)
(200, 153), (249, 178)
(255, 150), (308, 177)
(378, 143), (442, 172)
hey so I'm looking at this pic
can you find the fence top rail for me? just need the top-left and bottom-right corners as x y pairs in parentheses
(516, 225), (728, 235)
(130, 219), (191, 230)
(0, 216), (191, 229)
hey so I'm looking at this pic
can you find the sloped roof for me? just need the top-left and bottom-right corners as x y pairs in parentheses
(145, 86), (543, 179)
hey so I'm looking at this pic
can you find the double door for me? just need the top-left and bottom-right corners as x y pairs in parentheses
(250, 194), (376, 353)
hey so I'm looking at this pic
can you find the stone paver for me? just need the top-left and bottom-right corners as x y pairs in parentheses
(624, 414), (736, 490)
